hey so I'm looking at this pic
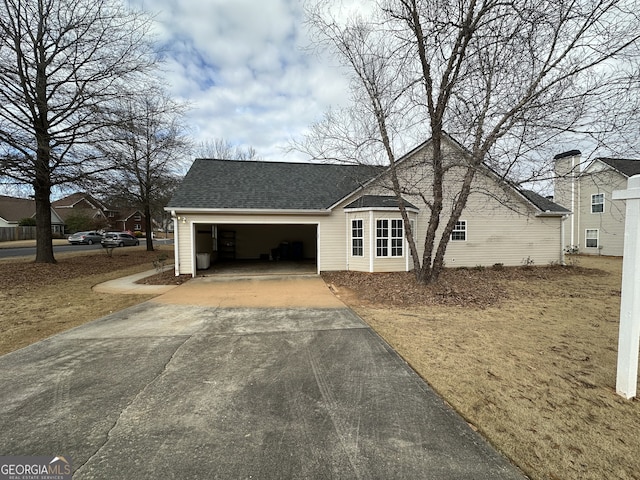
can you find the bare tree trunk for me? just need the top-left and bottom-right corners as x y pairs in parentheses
(33, 157), (55, 263)
(144, 203), (154, 252)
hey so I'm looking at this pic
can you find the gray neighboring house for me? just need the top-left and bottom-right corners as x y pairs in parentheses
(0, 195), (65, 235)
(554, 151), (640, 256)
(167, 136), (570, 276)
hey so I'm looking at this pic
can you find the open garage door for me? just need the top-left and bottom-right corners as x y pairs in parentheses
(194, 223), (318, 273)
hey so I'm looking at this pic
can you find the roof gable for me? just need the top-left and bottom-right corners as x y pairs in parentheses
(167, 159), (381, 211)
(52, 192), (106, 210)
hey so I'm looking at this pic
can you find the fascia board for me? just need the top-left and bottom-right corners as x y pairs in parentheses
(164, 207), (331, 216)
(344, 206), (420, 213)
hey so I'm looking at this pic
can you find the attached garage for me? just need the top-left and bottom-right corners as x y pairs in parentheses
(167, 159), (380, 276)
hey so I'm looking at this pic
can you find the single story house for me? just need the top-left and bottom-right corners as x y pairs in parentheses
(0, 195), (65, 235)
(167, 136), (569, 276)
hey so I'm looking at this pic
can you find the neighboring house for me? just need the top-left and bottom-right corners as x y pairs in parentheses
(52, 192), (145, 233)
(52, 192), (112, 230)
(167, 136), (569, 276)
(0, 195), (65, 234)
(114, 209), (145, 233)
(554, 151), (640, 256)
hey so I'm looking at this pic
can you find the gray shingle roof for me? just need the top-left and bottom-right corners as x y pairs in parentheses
(167, 159), (382, 210)
(344, 195), (418, 210)
(598, 158), (640, 177)
(520, 190), (570, 213)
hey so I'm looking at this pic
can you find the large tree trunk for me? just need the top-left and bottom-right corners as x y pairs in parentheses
(33, 165), (55, 263)
(144, 203), (154, 252)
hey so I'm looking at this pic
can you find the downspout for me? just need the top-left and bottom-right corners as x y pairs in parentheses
(570, 155), (576, 248)
(369, 211), (374, 273)
(560, 214), (567, 265)
(171, 211), (180, 276)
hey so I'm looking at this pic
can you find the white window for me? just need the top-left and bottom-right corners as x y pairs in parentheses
(451, 220), (467, 241)
(585, 229), (599, 248)
(352, 219), (363, 256)
(591, 193), (604, 213)
(376, 219), (403, 257)
(134, 224), (141, 231)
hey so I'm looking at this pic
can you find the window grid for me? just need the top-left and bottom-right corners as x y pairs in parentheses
(451, 220), (467, 241)
(376, 219), (403, 257)
(591, 194), (604, 213)
(391, 219), (403, 257)
(585, 229), (599, 248)
(376, 219), (389, 257)
(352, 219), (363, 257)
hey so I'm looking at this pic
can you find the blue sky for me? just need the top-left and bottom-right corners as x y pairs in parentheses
(131, 0), (352, 161)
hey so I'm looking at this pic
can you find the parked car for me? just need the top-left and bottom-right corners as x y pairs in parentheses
(68, 231), (103, 245)
(101, 232), (140, 248)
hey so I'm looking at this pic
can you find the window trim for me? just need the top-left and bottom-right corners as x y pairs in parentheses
(585, 229), (599, 248)
(351, 219), (364, 257)
(591, 193), (604, 214)
(451, 220), (467, 241)
(375, 218), (404, 258)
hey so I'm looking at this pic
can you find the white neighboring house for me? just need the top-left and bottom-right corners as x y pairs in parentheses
(167, 136), (570, 276)
(554, 151), (640, 256)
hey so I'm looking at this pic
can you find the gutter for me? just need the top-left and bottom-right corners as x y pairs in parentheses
(164, 207), (331, 216)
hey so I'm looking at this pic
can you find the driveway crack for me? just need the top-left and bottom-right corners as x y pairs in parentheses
(73, 332), (197, 476)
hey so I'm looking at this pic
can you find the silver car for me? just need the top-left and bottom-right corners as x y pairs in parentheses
(101, 232), (140, 248)
(68, 231), (103, 245)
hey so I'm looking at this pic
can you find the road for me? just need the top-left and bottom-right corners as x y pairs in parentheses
(0, 239), (173, 259)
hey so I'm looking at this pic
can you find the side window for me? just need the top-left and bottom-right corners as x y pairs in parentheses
(591, 193), (604, 213)
(585, 229), (599, 248)
(391, 219), (403, 257)
(451, 220), (467, 241)
(352, 219), (363, 257)
(376, 219), (388, 257)
(376, 219), (404, 257)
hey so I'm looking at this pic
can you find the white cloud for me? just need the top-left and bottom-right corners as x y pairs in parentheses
(129, 0), (350, 160)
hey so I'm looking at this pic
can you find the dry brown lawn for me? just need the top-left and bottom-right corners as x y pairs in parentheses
(0, 246), (176, 355)
(2, 249), (638, 479)
(324, 256), (639, 480)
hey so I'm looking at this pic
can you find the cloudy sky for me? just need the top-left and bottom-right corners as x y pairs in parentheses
(129, 0), (353, 162)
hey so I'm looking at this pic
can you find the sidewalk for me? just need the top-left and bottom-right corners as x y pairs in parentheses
(92, 267), (179, 295)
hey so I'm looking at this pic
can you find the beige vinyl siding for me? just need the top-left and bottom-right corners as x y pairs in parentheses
(177, 220), (193, 275)
(318, 210), (348, 271)
(355, 145), (564, 268)
(441, 209), (562, 267)
(578, 169), (627, 256)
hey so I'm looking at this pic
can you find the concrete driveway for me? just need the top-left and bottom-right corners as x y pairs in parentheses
(0, 276), (526, 479)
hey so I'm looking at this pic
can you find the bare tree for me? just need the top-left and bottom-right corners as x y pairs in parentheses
(100, 87), (190, 251)
(198, 138), (262, 160)
(304, 0), (640, 283)
(0, 0), (156, 262)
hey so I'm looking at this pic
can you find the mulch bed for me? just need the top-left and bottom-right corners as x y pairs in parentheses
(322, 264), (605, 309)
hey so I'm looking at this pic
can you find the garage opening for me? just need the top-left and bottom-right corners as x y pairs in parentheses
(194, 223), (318, 275)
